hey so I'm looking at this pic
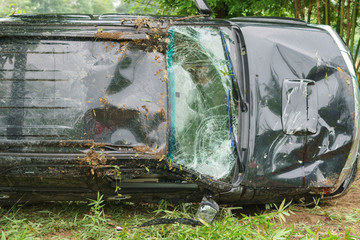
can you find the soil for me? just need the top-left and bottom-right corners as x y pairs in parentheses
(44, 230), (74, 240)
(282, 175), (360, 237)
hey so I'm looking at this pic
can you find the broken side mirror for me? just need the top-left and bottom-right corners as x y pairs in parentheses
(193, 0), (213, 17)
(196, 195), (219, 225)
(282, 79), (318, 135)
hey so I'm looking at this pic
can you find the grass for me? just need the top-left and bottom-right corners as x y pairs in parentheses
(0, 197), (359, 240)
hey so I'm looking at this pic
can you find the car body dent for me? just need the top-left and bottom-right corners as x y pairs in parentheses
(230, 21), (359, 195)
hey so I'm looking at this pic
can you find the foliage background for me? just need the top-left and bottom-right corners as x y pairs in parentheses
(125, 0), (360, 77)
(0, 0), (359, 77)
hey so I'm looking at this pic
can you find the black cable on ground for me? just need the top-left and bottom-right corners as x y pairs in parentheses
(132, 218), (203, 229)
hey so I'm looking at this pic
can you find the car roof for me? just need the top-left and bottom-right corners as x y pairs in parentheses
(0, 13), (308, 27)
(0, 13), (313, 40)
(0, 13), (228, 25)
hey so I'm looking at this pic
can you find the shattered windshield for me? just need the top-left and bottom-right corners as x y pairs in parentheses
(167, 26), (239, 181)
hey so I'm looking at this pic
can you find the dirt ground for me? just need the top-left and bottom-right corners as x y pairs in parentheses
(283, 175), (360, 236)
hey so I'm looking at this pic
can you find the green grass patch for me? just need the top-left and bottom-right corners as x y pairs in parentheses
(0, 196), (359, 239)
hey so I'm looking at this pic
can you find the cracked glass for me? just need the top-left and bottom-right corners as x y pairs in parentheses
(167, 26), (239, 181)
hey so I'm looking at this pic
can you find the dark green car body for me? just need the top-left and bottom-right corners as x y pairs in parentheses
(0, 14), (358, 205)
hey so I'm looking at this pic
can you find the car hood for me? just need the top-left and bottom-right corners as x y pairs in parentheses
(237, 23), (360, 190)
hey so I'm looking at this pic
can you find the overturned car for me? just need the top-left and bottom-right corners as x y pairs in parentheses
(0, 1), (359, 208)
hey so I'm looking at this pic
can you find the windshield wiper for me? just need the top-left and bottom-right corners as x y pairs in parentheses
(220, 31), (248, 112)
(221, 30), (246, 170)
